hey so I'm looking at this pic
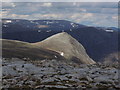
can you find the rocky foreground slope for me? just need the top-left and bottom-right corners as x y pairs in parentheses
(2, 58), (120, 89)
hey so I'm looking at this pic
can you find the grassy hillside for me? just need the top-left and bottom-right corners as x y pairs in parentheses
(2, 39), (65, 60)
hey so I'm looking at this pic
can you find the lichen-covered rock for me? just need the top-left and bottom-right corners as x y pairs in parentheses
(2, 58), (119, 89)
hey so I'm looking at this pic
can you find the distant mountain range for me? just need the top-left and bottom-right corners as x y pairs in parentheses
(1, 19), (119, 62)
(2, 19), (85, 33)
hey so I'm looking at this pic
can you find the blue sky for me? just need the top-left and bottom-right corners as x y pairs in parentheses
(2, 2), (118, 27)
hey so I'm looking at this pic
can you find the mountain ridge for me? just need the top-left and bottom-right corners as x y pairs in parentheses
(32, 32), (96, 64)
(2, 32), (96, 64)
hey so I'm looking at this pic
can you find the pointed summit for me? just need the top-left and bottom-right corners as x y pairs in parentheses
(33, 32), (96, 64)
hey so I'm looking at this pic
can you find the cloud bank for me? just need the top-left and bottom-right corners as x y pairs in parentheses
(2, 2), (118, 27)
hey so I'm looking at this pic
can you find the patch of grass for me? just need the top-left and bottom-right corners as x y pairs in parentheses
(79, 77), (88, 81)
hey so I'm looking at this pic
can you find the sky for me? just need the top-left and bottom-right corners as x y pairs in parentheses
(2, 2), (118, 27)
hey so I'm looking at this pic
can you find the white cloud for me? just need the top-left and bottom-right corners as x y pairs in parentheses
(2, 10), (9, 16)
(80, 9), (87, 12)
(2, 13), (29, 19)
(70, 13), (93, 22)
(2, 2), (118, 27)
(112, 16), (118, 20)
(29, 13), (63, 20)
(42, 3), (52, 7)
(2, 0), (120, 2)
(11, 14), (29, 18)
(2, 2), (16, 8)
(83, 13), (93, 18)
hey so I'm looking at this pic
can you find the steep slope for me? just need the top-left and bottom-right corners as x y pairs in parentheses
(2, 39), (65, 60)
(68, 27), (118, 61)
(33, 32), (96, 64)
